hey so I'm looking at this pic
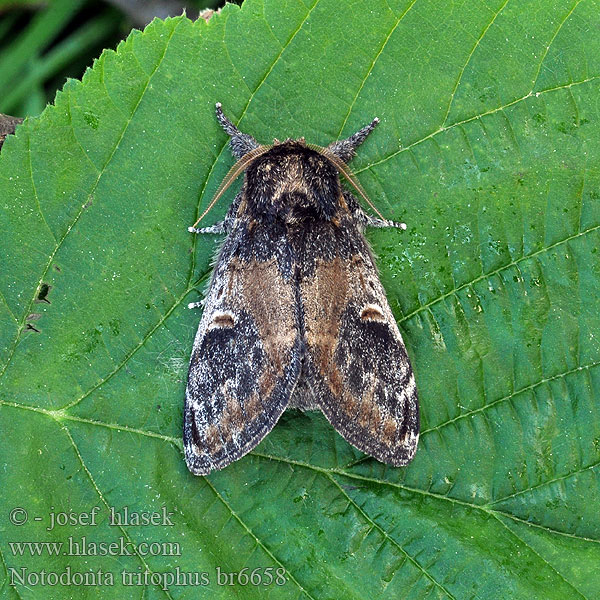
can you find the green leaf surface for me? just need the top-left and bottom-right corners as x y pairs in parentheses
(1, 1), (599, 598)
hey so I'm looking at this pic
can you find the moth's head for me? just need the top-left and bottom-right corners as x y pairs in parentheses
(243, 139), (341, 221)
(188, 107), (384, 231)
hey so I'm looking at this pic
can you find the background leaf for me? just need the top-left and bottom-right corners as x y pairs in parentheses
(1, 1), (599, 598)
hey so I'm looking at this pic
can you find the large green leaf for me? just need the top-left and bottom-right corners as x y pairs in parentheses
(1, 1), (599, 598)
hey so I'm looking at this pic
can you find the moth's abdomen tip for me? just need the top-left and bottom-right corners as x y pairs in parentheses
(215, 101), (222, 109)
(399, 222), (407, 230)
(373, 117), (380, 124)
(187, 226), (196, 233)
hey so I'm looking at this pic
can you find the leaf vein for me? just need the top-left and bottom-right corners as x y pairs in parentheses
(4, 401), (598, 548)
(335, 0), (419, 138)
(0, 400), (181, 447)
(328, 473), (458, 599)
(398, 222), (600, 325)
(60, 423), (176, 600)
(0, 289), (18, 324)
(251, 452), (600, 546)
(530, 0), (583, 93)
(490, 459), (600, 505)
(421, 358), (600, 437)
(354, 74), (600, 176)
(492, 508), (600, 545)
(0, 20), (181, 382)
(26, 126), (56, 244)
(441, 0), (511, 127)
(204, 478), (317, 600)
(490, 513), (589, 599)
(0, 544), (25, 600)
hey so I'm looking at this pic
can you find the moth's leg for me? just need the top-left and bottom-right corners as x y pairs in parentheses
(343, 190), (406, 230)
(327, 118), (379, 163)
(188, 191), (243, 234)
(216, 102), (260, 159)
(365, 215), (407, 230)
(188, 222), (225, 234)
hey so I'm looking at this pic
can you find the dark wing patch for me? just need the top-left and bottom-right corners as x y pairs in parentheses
(301, 243), (419, 466)
(184, 230), (301, 475)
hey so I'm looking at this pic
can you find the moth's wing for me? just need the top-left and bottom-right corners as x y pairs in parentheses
(184, 224), (302, 475)
(301, 222), (419, 465)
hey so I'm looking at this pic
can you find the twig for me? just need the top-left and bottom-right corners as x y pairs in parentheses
(0, 113), (23, 150)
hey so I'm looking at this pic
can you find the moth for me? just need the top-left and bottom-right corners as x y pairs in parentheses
(184, 103), (419, 475)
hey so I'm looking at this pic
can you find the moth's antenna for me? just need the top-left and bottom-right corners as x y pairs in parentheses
(190, 145), (272, 230)
(215, 102), (260, 159)
(327, 117), (379, 163)
(308, 144), (386, 221)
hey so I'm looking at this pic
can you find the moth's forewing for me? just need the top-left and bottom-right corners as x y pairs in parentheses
(184, 223), (302, 475)
(300, 209), (419, 465)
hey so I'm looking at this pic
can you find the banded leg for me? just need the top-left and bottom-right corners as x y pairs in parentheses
(366, 215), (407, 230)
(188, 222), (225, 234)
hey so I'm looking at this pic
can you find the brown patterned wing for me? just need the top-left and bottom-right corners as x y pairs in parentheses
(301, 245), (419, 466)
(184, 226), (302, 475)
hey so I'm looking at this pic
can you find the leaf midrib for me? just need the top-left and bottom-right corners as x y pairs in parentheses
(1, 399), (594, 599)
(2, 397), (599, 546)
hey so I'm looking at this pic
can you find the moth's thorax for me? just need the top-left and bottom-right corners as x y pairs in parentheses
(244, 140), (341, 223)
